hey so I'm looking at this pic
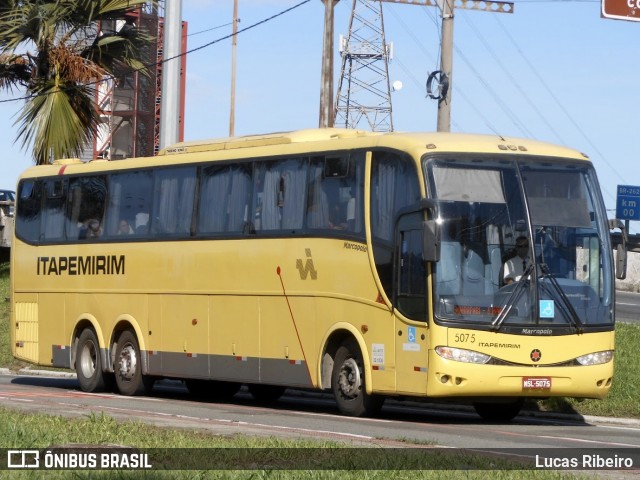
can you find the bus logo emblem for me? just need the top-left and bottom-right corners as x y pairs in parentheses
(530, 349), (542, 362)
(296, 249), (317, 280)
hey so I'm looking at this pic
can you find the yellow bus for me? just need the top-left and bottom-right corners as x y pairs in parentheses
(11, 128), (625, 421)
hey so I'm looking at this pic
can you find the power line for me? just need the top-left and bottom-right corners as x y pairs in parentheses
(414, 6), (531, 137)
(188, 21), (235, 37)
(492, 14), (626, 197)
(0, 0), (311, 105)
(458, 10), (566, 144)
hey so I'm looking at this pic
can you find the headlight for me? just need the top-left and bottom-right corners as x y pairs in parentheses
(576, 350), (613, 366)
(435, 346), (491, 364)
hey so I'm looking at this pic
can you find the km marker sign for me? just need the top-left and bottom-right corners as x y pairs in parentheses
(616, 185), (640, 221)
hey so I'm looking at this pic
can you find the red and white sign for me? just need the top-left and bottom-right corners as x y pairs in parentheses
(602, 0), (640, 21)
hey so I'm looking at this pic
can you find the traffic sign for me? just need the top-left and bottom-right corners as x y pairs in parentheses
(616, 185), (640, 221)
(602, 0), (640, 22)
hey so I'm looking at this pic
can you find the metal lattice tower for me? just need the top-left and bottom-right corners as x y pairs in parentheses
(334, 0), (394, 132)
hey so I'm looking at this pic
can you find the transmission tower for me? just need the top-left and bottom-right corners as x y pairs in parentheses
(334, 0), (394, 132)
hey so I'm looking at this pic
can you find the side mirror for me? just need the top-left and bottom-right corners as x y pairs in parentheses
(395, 199), (441, 263)
(609, 219), (627, 280)
(423, 219), (440, 262)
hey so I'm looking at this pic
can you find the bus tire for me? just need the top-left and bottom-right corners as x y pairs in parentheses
(114, 330), (153, 396)
(186, 380), (240, 401)
(331, 339), (384, 417)
(248, 384), (286, 403)
(76, 329), (111, 393)
(473, 398), (524, 422)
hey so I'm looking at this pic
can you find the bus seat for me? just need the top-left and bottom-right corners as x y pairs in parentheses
(462, 249), (485, 296)
(485, 246), (502, 293)
(436, 241), (461, 296)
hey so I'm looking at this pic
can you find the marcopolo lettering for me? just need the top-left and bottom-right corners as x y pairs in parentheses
(37, 256), (125, 276)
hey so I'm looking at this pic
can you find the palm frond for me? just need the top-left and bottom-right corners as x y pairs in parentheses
(0, 53), (32, 91)
(16, 80), (99, 165)
(98, 0), (155, 17)
(1, 0), (155, 164)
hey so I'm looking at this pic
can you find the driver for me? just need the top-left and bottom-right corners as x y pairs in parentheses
(503, 236), (530, 285)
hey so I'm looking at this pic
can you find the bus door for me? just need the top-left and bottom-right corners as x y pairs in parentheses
(393, 210), (430, 395)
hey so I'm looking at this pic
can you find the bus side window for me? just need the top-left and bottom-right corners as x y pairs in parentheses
(42, 179), (66, 241)
(252, 159), (307, 233)
(306, 162), (329, 229)
(307, 153), (365, 234)
(66, 176), (107, 241)
(15, 180), (43, 244)
(106, 170), (153, 237)
(370, 152), (421, 299)
(199, 164), (252, 235)
(153, 167), (197, 236)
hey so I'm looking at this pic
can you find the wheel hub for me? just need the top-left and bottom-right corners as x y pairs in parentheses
(338, 357), (361, 398)
(118, 344), (137, 380)
(79, 342), (97, 378)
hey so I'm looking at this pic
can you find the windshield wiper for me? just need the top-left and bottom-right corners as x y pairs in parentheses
(491, 263), (534, 332)
(539, 263), (584, 334)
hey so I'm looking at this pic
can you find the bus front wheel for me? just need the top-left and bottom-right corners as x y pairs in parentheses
(331, 339), (384, 417)
(76, 329), (112, 393)
(114, 330), (154, 396)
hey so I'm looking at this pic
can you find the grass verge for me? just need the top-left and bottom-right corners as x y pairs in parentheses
(0, 407), (591, 479)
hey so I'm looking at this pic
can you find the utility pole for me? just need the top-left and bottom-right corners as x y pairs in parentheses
(159, 0), (183, 149)
(229, 0), (239, 137)
(437, 0), (453, 132)
(319, 0), (339, 128)
(337, 0), (513, 132)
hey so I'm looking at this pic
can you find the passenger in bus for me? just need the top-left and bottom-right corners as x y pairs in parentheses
(503, 236), (530, 285)
(79, 219), (102, 239)
(134, 212), (149, 234)
(329, 202), (347, 230)
(118, 219), (134, 235)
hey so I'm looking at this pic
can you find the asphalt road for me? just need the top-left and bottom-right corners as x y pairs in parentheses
(616, 290), (640, 324)
(1, 373), (639, 453)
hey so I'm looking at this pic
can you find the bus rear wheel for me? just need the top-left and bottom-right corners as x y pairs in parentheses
(76, 329), (113, 392)
(473, 398), (524, 422)
(331, 339), (384, 417)
(114, 330), (154, 396)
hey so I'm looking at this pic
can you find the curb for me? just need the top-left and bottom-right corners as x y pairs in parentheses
(0, 367), (76, 378)
(2, 368), (639, 427)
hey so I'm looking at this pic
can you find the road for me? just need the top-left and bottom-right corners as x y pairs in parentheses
(1, 374), (639, 456)
(616, 291), (640, 324)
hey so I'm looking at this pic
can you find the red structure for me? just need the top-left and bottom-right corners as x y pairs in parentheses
(93, 4), (187, 160)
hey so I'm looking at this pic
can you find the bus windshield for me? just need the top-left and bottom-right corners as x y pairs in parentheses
(424, 155), (614, 332)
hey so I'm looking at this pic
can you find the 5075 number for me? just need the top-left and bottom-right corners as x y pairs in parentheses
(454, 333), (475, 343)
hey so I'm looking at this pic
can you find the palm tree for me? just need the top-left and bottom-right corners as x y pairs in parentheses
(0, 0), (154, 165)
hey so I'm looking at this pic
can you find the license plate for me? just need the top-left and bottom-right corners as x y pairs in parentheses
(522, 376), (552, 390)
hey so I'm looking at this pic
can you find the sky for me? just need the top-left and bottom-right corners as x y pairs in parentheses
(1, 0), (639, 232)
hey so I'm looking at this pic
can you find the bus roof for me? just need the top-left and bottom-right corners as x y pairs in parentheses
(19, 129), (590, 179)
(158, 129), (589, 160)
